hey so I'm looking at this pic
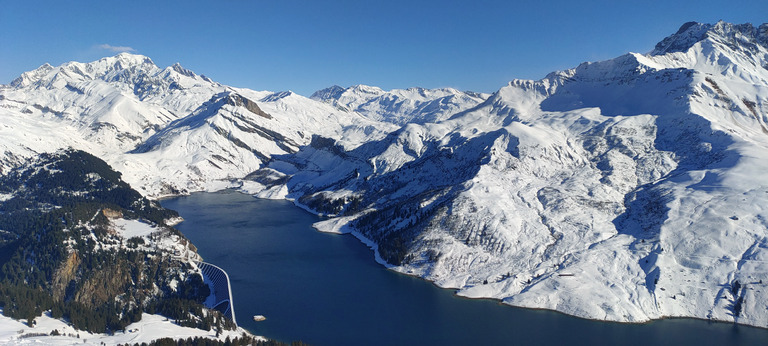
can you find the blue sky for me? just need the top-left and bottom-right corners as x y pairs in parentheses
(1, 0), (766, 96)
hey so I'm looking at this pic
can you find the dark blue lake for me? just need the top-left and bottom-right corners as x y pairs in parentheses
(162, 190), (768, 346)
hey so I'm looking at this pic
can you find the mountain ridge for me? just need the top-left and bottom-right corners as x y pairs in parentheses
(253, 21), (768, 328)
(1, 21), (768, 329)
(652, 21), (768, 55)
(311, 84), (490, 125)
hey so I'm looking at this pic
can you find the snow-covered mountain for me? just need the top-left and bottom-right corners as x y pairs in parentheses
(112, 87), (396, 197)
(0, 53), (399, 196)
(2, 20), (768, 329)
(311, 84), (489, 125)
(5, 54), (223, 151)
(0, 53), (222, 174)
(248, 21), (768, 328)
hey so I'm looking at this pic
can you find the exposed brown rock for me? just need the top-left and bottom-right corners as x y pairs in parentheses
(75, 264), (130, 308)
(102, 208), (123, 219)
(52, 251), (80, 301)
(225, 93), (272, 119)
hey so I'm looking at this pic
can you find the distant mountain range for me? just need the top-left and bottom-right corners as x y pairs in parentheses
(311, 84), (489, 125)
(1, 21), (768, 329)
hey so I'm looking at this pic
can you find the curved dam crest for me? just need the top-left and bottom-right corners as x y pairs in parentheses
(196, 261), (237, 325)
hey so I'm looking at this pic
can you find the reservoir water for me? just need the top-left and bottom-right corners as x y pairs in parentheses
(162, 190), (768, 345)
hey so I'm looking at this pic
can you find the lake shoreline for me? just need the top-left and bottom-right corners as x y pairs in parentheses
(164, 190), (768, 345)
(298, 191), (768, 332)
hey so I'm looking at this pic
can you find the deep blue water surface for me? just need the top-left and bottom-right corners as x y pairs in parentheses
(162, 190), (768, 345)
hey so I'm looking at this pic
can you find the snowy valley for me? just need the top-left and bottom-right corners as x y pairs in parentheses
(1, 20), (768, 338)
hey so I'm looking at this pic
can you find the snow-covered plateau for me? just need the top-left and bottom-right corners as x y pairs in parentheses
(2, 20), (768, 331)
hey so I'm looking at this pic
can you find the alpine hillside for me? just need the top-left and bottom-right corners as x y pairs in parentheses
(252, 21), (768, 328)
(0, 149), (232, 334)
(1, 21), (768, 329)
(0, 54), (402, 197)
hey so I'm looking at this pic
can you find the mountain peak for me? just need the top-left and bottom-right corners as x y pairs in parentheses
(9, 63), (55, 87)
(170, 62), (197, 78)
(110, 52), (155, 66)
(651, 21), (768, 55)
(347, 84), (386, 96)
(310, 85), (345, 101)
(77, 53), (157, 75)
(6, 53), (221, 98)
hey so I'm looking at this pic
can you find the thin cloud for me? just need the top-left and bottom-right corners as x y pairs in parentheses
(97, 44), (136, 53)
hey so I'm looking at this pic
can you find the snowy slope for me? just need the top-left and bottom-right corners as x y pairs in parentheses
(0, 53), (225, 175)
(3, 54), (224, 153)
(113, 89), (396, 197)
(311, 84), (489, 125)
(0, 54), (397, 197)
(258, 21), (768, 328)
(0, 149), (245, 341)
(2, 21), (768, 330)
(0, 311), (257, 345)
